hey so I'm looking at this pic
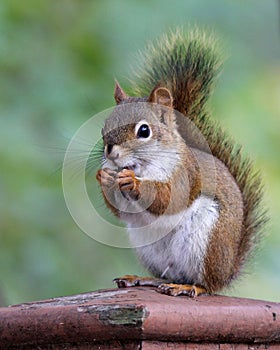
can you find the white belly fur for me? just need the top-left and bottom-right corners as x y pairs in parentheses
(126, 195), (219, 284)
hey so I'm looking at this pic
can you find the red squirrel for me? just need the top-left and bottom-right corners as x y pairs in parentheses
(96, 29), (266, 297)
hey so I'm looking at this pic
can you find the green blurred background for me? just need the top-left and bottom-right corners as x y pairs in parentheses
(0, 0), (279, 305)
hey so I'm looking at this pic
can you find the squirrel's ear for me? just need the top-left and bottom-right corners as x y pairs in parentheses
(114, 80), (128, 104)
(148, 86), (173, 108)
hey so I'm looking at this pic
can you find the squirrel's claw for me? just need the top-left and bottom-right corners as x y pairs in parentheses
(116, 169), (140, 193)
(157, 283), (208, 298)
(113, 275), (166, 288)
(113, 275), (140, 288)
(96, 168), (117, 188)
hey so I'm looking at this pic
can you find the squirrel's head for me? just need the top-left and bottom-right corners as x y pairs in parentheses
(101, 82), (186, 181)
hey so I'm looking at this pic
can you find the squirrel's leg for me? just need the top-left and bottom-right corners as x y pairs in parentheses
(114, 275), (167, 288)
(158, 283), (208, 297)
(96, 168), (120, 217)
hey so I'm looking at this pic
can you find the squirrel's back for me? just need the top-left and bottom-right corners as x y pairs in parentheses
(130, 28), (267, 278)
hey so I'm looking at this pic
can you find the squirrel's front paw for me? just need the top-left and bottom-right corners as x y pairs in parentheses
(117, 169), (139, 192)
(96, 168), (117, 188)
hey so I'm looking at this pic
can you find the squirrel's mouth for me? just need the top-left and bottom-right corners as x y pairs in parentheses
(122, 164), (136, 171)
(121, 163), (141, 177)
(107, 157), (141, 177)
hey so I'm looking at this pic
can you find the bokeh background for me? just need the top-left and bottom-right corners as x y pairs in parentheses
(0, 0), (279, 306)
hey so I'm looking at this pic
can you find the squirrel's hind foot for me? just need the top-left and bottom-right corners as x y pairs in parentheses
(158, 283), (208, 297)
(113, 275), (166, 288)
(113, 275), (208, 297)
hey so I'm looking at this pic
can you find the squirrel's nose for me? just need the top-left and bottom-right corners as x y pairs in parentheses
(107, 144), (113, 155)
(106, 144), (119, 160)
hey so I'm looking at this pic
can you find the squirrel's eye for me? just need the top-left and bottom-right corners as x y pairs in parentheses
(136, 124), (150, 139)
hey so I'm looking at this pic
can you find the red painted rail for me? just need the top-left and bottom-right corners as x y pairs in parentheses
(0, 287), (279, 349)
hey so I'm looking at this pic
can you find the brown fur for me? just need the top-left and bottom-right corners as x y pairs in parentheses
(202, 157), (243, 292)
(103, 86), (263, 293)
(97, 30), (266, 294)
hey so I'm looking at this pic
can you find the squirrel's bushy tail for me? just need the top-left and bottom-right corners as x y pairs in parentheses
(131, 28), (267, 277)
(132, 28), (222, 119)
